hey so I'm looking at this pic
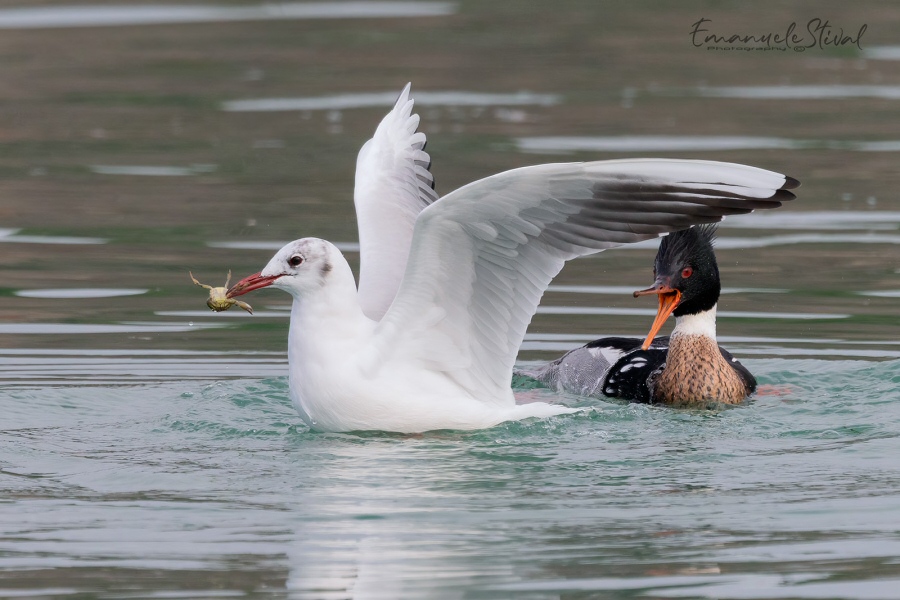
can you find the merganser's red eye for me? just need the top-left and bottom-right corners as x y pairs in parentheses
(681, 267), (693, 279)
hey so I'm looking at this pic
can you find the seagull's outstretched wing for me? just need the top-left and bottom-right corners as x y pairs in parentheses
(369, 159), (798, 406)
(354, 83), (438, 320)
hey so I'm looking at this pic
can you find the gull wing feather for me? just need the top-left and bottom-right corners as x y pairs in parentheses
(370, 158), (797, 406)
(354, 83), (438, 320)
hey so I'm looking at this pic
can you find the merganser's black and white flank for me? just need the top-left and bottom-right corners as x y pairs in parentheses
(526, 225), (759, 406)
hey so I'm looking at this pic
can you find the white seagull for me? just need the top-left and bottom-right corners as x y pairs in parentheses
(227, 84), (798, 433)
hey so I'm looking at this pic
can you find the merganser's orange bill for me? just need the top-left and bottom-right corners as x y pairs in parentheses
(227, 272), (281, 298)
(633, 284), (682, 351)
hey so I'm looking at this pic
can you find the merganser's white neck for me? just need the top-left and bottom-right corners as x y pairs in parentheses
(653, 302), (750, 405)
(671, 303), (717, 340)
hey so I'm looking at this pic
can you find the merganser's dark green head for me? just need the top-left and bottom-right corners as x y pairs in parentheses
(633, 225), (720, 349)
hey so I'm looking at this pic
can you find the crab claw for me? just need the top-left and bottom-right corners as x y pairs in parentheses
(190, 271), (212, 290)
(234, 299), (254, 315)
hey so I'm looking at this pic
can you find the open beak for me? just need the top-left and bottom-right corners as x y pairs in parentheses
(633, 280), (682, 351)
(227, 272), (281, 298)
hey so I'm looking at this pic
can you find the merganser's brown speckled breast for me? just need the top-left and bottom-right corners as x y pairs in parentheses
(651, 334), (751, 406)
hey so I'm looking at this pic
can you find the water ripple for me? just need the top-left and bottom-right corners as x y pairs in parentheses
(517, 135), (900, 154)
(2, 357), (898, 596)
(0, 2), (457, 30)
(223, 90), (560, 112)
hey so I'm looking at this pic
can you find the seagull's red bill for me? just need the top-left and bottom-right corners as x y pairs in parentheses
(227, 272), (281, 298)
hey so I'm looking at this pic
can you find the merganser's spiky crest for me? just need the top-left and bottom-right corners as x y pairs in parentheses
(656, 224), (720, 317)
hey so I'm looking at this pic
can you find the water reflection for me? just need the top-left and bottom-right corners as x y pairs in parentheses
(0, 229), (107, 245)
(524, 332), (900, 346)
(639, 83), (900, 100)
(859, 290), (900, 298)
(223, 90), (560, 112)
(696, 85), (900, 100)
(0, 348), (286, 386)
(15, 288), (148, 299)
(90, 164), (217, 177)
(536, 306), (848, 319)
(517, 136), (900, 154)
(719, 211), (900, 231)
(0, 2), (456, 30)
(0, 322), (223, 334)
(490, 574), (900, 599)
(518, 136), (799, 153)
(575, 233), (900, 251)
(865, 46), (900, 60)
(548, 285), (787, 295)
(209, 241), (360, 252)
(520, 333), (900, 358)
(713, 233), (900, 249)
(157, 310), (287, 318)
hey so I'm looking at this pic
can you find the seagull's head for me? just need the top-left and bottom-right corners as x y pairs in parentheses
(632, 225), (721, 349)
(227, 238), (338, 301)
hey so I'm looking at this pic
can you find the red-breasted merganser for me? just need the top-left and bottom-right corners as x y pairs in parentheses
(526, 225), (757, 406)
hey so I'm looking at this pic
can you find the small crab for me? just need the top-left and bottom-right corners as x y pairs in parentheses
(190, 270), (253, 314)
